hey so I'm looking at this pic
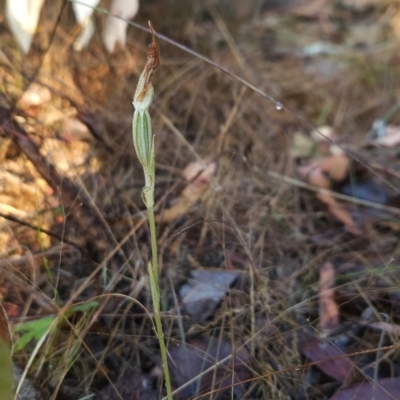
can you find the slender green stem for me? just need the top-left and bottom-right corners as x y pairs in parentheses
(147, 205), (159, 288)
(147, 206), (173, 400)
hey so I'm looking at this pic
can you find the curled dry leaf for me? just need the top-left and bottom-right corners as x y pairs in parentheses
(319, 261), (339, 335)
(298, 154), (363, 235)
(157, 161), (216, 223)
(134, 21), (160, 105)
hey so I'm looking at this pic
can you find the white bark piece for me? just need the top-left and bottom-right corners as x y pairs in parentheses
(72, 0), (100, 24)
(5, 0), (45, 53)
(73, 19), (96, 51)
(72, 0), (100, 50)
(103, 0), (140, 53)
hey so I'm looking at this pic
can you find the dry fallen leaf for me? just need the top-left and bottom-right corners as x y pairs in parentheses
(157, 161), (216, 223)
(329, 377), (400, 400)
(319, 261), (339, 335)
(168, 338), (251, 400)
(179, 269), (241, 323)
(300, 333), (354, 383)
(298, 155), (362, 234)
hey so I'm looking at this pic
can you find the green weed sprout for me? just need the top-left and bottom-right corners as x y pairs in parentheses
(132, 22), (173, 400)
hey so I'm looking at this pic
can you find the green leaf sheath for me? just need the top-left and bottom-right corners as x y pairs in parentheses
(133, 109), (153, 171)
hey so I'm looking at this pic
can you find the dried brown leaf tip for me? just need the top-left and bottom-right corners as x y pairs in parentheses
(147, 21), (160, 76)
(137, 21), (160, 103)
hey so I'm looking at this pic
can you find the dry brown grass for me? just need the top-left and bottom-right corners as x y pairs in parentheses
(2, 1), (400, 399)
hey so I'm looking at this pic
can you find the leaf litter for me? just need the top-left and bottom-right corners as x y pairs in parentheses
(179, 269), (241, 323)
(2, 1), (400, 399)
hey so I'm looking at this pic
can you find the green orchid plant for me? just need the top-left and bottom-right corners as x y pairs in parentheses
(132, 22), (173, 400)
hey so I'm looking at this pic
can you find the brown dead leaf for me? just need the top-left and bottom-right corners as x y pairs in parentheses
(157, 161), (216, 223)
(319, 261), (339, 335)
(168, 338), (251, 400)
(329, 377), (400, 400)
(298, 155), (362, 234)
(300, 333), (354, 383)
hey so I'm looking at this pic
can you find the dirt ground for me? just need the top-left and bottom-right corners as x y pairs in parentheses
(2, 0), (400, 399)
